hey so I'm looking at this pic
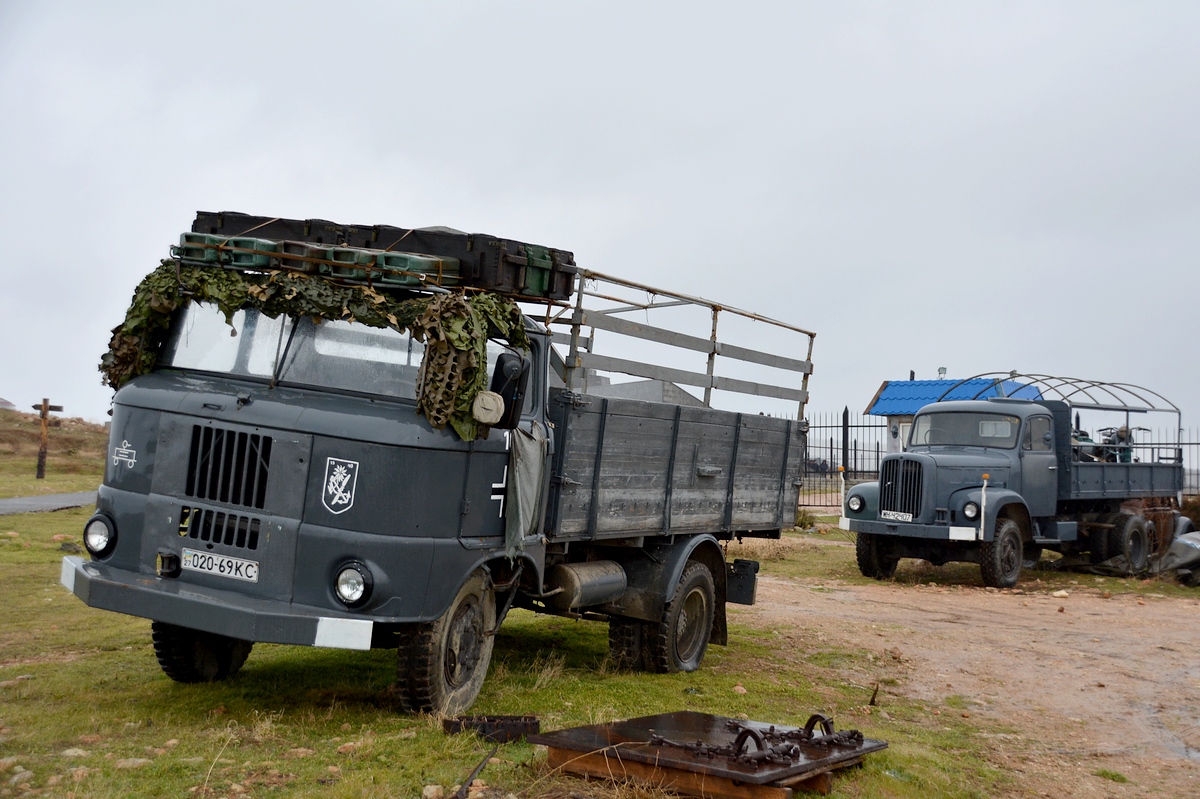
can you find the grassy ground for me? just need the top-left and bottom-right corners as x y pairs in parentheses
(0, 509), (1013, 799)
(765, 516), (1200, 599)
(0, 410), (106, 499)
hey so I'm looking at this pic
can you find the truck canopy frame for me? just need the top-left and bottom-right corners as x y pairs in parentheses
(935, 372), (1182, 441)
(525, 269), (817, 419)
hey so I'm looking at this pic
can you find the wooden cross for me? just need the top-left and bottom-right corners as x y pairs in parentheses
(31, 398), (63, 479)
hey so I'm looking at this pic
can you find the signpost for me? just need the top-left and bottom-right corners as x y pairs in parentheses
(31, 398), (63, 479)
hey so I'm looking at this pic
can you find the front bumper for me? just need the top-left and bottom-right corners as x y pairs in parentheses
(841, 517), (982, 542)
(60, 556), (374, 650)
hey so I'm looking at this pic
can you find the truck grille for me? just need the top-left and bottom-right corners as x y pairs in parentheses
(880, 458), (923, 518)
(185, 425), (272, 509)
(179, 506), (261, 551)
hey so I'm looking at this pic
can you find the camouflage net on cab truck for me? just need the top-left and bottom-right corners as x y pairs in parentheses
(100, 261), (529, 441)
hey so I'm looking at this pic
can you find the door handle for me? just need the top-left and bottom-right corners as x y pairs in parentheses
(1048, 466), (1057, 471)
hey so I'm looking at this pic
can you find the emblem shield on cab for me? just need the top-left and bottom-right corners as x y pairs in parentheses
(322, 457), (359, 514)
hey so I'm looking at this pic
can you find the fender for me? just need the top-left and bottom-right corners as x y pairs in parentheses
(843, 481), (880, 521)
(599, 534), (729, 646)
(952, 487), (1030, 542)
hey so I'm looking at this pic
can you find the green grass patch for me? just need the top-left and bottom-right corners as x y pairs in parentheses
(1094, 768), (1130, 783)
(1, 507), (1009, 798)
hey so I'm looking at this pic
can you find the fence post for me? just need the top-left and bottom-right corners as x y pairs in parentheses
(842, 406), (850, 477)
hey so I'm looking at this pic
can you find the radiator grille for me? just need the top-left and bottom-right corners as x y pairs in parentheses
(185, 426), (272, 509)
(179, 506), (261, 551)
(879, 458), (923, 518)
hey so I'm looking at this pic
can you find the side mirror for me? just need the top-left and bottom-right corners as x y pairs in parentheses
(489, 352), (530, 430)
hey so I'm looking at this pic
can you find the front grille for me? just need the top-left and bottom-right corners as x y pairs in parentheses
(880, 458), (923, 518)
(179, 506), (261, 551)
(185, 426), (272, 509)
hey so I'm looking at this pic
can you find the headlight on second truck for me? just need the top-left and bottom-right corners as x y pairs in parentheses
(963, 502), (980, 521)
(847, 494), (865, 513)
(83, 516), (116, 558)
(334, 562), (373, 608)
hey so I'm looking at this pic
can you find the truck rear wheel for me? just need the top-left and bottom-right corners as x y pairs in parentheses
(856, 533), (899, 580)
(607, 616), (646, 671)
(151, 621), (252, 683)
(1088, 513), (1119, 564)
(644, 562), (715, 674)
(1111, 514), (1149, 574)
(395, 570), (495, 716)
(980, 518), (1023, 588)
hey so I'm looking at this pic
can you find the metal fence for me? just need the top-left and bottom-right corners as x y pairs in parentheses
(799, 410), (1200, 509)
(800, 408), (888, 508)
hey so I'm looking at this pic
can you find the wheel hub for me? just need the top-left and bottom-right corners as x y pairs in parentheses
(444, 597), (483, 689)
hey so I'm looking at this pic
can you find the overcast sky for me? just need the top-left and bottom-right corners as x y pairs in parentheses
(1, 1), (1197, 433)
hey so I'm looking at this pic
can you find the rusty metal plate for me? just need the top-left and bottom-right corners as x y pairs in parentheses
(528, 711), (887, 786)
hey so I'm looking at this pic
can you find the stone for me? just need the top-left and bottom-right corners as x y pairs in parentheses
(421, 786), (445, 799)
(114, 758), (152, 769)
(59, 749), (88, 759)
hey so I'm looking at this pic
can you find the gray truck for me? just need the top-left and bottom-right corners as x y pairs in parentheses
(841, 374), (1191, 588)
(61, 212), (815, 714)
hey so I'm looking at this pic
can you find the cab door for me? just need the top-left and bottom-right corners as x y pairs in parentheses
(1020, 415), (1057, 517)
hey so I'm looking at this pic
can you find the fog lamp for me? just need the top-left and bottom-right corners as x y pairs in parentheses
(335, 562), (372, 607)
(84, 516), (116, 557)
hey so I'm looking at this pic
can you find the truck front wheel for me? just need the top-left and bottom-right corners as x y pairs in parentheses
(644, 561), (715, 673)
(980, 518), (1023, 588)
(396, 570), (496, 715)
(151, 621), (252, 683)
(856, 533), (899, 580)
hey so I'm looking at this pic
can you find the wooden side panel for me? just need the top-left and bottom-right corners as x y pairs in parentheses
(670, 408), (737, 532)
(548, 392), (805, 540)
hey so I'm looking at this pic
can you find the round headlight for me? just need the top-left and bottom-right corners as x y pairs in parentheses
(335, 563), (372, 607)
(84, 516), (115, 557)
(847, 494), (865, 513)
(963, 502), (979, 521)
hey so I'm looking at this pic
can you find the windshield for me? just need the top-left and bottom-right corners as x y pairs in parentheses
(910, 411), (1021, 448)
(162, 303), (522, 405)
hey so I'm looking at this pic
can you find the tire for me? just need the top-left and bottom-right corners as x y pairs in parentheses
(1088, 513), (1119, 564)
(607, 616), (645, 671)
(856, 533), (899, 580)
(1023, 545), (1044, 569)
(980, 517), (1023, 588)
(644, 562), (715, 674)
(1111, 514), (1149, 574)
(151, 621), (252, 683)
(396, 570), (496, 716)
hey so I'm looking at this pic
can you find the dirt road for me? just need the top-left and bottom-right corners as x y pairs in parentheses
(746, 541), (1200, 797)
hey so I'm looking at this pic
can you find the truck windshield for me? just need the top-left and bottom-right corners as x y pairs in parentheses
(161, 302), (518, 403)
(910, 412), (1021, 448)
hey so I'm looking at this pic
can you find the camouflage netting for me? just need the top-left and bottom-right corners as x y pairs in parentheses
(100, 260), (529, 440)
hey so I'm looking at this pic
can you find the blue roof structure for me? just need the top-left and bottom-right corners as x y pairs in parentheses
(865, 378), (1041, 416)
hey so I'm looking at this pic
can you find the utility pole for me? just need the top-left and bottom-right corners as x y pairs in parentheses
(31, 398), (63, 479)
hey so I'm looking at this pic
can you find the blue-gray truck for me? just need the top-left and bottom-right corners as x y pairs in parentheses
(60, 211), (816, 715)
(841, 376), (1192, 588)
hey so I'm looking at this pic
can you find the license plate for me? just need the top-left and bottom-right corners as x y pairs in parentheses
(181, 548), (259, 583)
(880, 510), (913, 523)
